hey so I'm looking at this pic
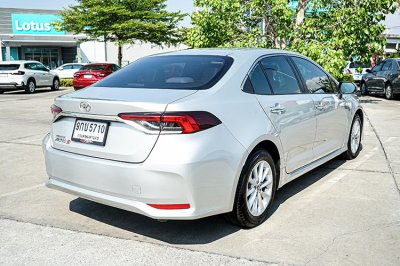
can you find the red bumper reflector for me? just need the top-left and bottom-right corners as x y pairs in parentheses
(148, 204), (190, 210)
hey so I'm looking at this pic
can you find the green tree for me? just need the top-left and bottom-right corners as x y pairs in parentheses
(187, 0), (398, 79)
(60, 0), (185, 66)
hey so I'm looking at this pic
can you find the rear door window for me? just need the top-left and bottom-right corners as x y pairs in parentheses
(0, 64), (20, 71)
(260, 56), (301, 94)
(93, 55), (233, 90)
(73, 64), (83, 69)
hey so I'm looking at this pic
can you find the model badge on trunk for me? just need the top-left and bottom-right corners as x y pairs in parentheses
(79, 102), (91, 112)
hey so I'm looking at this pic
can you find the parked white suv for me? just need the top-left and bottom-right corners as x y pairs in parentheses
(0, 60), (60, 94)
(52, 63), (86, 79)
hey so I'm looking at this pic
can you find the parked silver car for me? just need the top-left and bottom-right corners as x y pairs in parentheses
(43, 49), (363, 228)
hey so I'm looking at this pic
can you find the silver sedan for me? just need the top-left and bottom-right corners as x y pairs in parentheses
(43, 49), (363, 228)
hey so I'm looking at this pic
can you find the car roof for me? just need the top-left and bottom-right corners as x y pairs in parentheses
(153, 48), (299, 57)
(62, 63), (86, 65)
(84, 63), (111, 66)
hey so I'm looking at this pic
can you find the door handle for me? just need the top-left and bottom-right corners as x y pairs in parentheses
(316, 103), (327, 111)
(270, 104), (286, 114)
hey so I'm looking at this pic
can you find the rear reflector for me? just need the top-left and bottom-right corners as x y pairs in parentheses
(118, 111), (221, 134)
(148, 204), (190, 210)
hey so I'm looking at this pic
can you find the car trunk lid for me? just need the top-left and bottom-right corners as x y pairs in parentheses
(51, 86), (197, 163)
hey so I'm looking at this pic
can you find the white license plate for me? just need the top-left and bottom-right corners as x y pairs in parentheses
(84, 74), (92, 79)
(71, 119), (109, 146)
(0, 73), (7, 77)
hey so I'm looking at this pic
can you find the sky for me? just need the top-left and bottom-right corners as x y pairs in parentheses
(0, 0), (398, 32)
(0, 0), (195, 26)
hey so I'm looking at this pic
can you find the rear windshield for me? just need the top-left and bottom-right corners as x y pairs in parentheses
(93, 55), (234, 90)
(349, 62), (370, 68)
(0, 64), (20, 70)
(80, 65), (106, 71)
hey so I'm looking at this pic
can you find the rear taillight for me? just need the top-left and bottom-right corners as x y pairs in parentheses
(95, 73), (106, 77)
(74, 73), (80, 77)
(11, 71), (25, 75)
(50, 104), (62, 118)
(118, 111), (221, 134)
(346, 69), (352, 74)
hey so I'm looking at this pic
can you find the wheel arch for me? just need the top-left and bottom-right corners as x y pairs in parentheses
(385, 80), (392, 88)
(252, 140), (281, 186)
(27, 77), (36, 85)
(354, 108), (364, 139)
(228, 136), (284, 212)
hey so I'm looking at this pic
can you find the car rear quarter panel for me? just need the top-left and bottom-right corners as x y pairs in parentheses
(166, 53), (284, 208)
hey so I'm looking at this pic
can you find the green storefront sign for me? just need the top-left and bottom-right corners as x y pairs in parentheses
(11, 13), (64, 35)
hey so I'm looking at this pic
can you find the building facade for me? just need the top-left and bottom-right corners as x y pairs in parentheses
(0, 8), (185, 68)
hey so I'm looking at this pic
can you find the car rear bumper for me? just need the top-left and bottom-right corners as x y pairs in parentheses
(0, 82), (25, 89)
(42, 125), (246, 220)
(73, 79), (99, 89)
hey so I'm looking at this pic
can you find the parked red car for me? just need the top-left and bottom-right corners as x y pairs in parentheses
(73, 63), (121, 90)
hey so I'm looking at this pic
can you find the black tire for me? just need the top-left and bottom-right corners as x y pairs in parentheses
(51, 78), (60, 91)
(25, 79), (36, 94)
(360, 82), (368, 96)
(385, 84), (394, 100)
(342, 114), (362, 160)
(0, 90), (4, 94)
(225, 149), (277, 228)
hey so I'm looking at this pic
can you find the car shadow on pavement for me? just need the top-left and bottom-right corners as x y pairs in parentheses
(69, 158), (346, 245)
(2, 88), (69, 95)
(359, 98), (383, 104)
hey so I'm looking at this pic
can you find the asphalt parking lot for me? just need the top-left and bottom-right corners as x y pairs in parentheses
(0, 88), (399, 265)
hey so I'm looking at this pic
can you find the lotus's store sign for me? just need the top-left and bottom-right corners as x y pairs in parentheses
(11, 14), (65, 35)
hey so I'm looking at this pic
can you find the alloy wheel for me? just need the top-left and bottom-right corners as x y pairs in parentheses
(246, 160), (274, 217)
(53, 79), (60, 90)
(350, 119), (361, 154)
(385, 85), (392, 99)
(28, 81), (35, 93)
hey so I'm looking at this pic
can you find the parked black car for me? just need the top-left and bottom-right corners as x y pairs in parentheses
(361, 58), (400, 100)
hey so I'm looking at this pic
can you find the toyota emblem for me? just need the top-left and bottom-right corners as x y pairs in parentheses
(79, 102), (91, 112)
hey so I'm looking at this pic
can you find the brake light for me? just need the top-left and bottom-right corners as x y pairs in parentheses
(11, 71), (25, 75)
(50, 104), (62, 118)
(95, 73), (106, 77)
(148, 204), (190, 210)
(118, 111), (221, 134)
(346, 69), (352, 74)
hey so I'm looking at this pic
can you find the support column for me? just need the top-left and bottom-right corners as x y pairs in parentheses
(76, 43), (81, 63)
(104, 41), (107, 62)
(5, 42), (11, 61)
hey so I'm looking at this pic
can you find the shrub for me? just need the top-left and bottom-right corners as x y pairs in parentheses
(60, 78), (73, 87)
(339, 74), (355, 83)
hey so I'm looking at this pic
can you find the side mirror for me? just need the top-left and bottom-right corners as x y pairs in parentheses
(45, 67), (50, 72)
(59, 67), (64, 70)
(366, 69), (371, 73)
(339, 82), (357, 94)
